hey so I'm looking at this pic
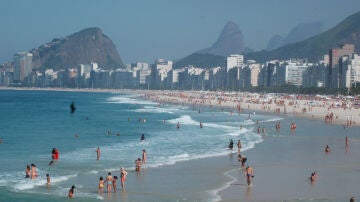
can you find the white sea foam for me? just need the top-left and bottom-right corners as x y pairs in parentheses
(12, 174), (77, 191)
(131, 105), (178, 114)
(106, 95), (157, 105)
(167, 115), (199, 125)
(207, 168), (241, 202)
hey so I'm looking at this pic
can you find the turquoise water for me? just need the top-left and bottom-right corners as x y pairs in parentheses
(0, 90), (275, 201)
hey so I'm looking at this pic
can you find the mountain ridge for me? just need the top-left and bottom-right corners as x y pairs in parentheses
(31, 27), (123, 70)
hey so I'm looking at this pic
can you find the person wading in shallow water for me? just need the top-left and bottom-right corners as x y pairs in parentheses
(245, 164), (254, 186)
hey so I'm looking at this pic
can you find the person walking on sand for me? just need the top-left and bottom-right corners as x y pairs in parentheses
(68, 185), (75, 198)
(120, 167), (128, 191)
(142, 149), (147, 164)
(98, 176), (104, 195)
(245, 164), (254, 186)
(96, 147), (101, 160)
(105, 172), (113, 193)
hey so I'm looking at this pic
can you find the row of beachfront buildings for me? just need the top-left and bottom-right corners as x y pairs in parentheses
(0, 44), (359, 90)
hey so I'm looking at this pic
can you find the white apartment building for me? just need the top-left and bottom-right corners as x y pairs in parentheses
(226, 54), (244, 72)
(283, 60), (310, 86)
(155, 59), (173, 81)
(342, 53), (360, 88)
(249, 63), (261, 87)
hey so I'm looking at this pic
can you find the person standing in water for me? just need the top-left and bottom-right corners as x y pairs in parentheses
(105, 172), (113, 193)
(245, 164), (254, 186)
(96, 147), (101, 160)
(25, 165), (31, 178)
(237, 140), (242, 153)
(68, 185), (75, 198)
(98, 176), (104, 195)
(120, 167), (128, 191)
(142, 149), (147, 164)
(229, 139), (234, 150)
(31, 164), (37, 179)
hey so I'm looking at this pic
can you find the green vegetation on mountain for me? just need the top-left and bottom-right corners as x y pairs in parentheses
(31, 27), (123, 70)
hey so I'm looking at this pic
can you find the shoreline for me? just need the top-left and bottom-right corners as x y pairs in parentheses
(2, 87), (359, 127)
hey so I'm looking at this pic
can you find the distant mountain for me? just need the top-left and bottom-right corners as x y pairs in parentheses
(266, 22), (324, 50)
(197, 21), (245, 56)
(246, 11), (360, 62)
(31, 27), (123, 70)
(175, 21), (246, 68)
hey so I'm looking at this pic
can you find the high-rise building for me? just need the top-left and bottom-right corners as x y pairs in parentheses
(13, 52), (33, 81)
(226, 54), (244, 72)
(328, 44), (355, 88)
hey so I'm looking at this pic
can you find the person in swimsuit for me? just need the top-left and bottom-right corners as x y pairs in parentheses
(31, 164), (37, 179)
(120, 167), (128, 191)
(112, 176), (118, 192)
(245, 165), (254, 186)
(142, 149), (147, 164)
(25, 165), (31, 178)
(106, 172), (113, 193)
(135, 158), (142, 172)
(98, 176), (104, 195)
(68, 185), (75, 198)
(96, 147), (101, 160)
(237, 140), (242, 153)
(238, 154), (247, 167)
(325, 145), (330, 153)
(46, 174), (50, 185)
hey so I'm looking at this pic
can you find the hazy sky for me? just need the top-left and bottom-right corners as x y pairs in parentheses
(1, 0), (360, 64)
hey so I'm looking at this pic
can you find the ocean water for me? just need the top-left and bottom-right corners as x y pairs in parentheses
(0, 90), (282, 201)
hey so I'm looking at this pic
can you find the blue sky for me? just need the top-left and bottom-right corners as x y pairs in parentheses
(1, 0), (360, 64)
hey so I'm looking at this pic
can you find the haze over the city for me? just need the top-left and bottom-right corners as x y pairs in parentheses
(1, 0), (360, 64)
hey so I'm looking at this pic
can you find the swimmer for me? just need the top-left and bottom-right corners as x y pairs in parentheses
(140, 134), (145, 141)
(49, 160), (54, 166)
(31, 163), (37, 179)
(237, 140), (242, 153)
(46, 174), (50, 185)
(310, 171), (317, 182)
(25, 165), (31, 178)
(200, 122), (203, 128)
(229, 139), (234, 150)
(96, 147), (101, 160)
(98, 176), (104, 195)
(68, 185), (75, 198)
(177, 122), (180, 129)
(142, 149), (147, 164)
(325, 145), (330, 153)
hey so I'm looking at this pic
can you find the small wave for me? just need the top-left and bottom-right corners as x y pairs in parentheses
(12, 174), (77, 191)
(106, 96), (156, 105)
(167, 115), (198, 125)
(131, 106), (176, 114)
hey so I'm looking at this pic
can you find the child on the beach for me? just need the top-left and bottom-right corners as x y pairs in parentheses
(98, 176), (104, 195)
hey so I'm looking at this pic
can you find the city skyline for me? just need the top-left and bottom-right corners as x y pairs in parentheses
(1, 0), (360, 64)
